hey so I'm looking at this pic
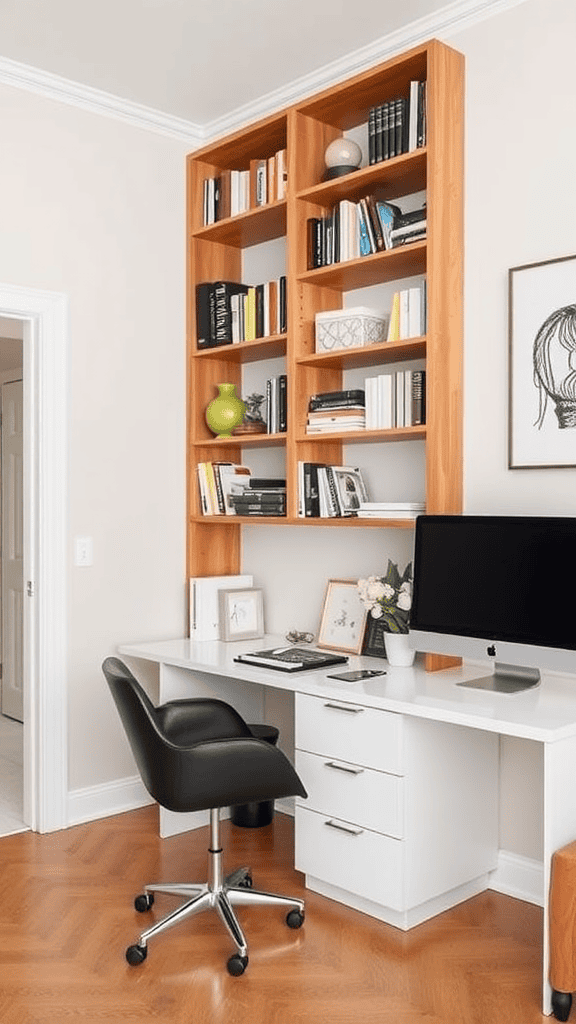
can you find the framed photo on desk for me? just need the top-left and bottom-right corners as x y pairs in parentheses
(317, 578), (367, 654)
(219, 588), (264, 641)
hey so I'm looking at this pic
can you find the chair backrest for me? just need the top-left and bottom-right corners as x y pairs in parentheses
(102, 657), (173, 805)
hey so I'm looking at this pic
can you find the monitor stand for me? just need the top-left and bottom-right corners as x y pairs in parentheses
(457, 663), (541, 694)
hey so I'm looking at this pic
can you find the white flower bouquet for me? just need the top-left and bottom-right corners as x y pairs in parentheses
(357, 560), (413, 634)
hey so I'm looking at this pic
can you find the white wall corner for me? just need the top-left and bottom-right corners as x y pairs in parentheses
(205, 0), (530, 143)
(67, 776), (154, 828)
(490, 850), (544, 907)
(0, 0), (528, 147)
(0, 55), (204, 146)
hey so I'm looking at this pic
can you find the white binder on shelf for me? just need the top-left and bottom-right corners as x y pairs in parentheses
(189, 574), (253, 641)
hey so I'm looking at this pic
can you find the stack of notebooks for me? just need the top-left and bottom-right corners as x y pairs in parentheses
(306, 389), (365, 434)
(229, 477), (287, 517)
(357, 501), (425, 519)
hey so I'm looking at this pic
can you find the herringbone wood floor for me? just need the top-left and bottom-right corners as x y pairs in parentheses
(0, 806), (548, 1023)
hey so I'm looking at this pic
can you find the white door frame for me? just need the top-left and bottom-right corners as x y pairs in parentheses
(0, 282), (68, 833)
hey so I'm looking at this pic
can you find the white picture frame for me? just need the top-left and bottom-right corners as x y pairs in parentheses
(317, 578), (367, 654)
(219, 587), (264, 641)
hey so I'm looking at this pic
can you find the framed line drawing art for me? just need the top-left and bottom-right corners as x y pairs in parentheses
(219, 588), (264, 641)
(509, 253), (576, 468)
(317, 578), (367, 654)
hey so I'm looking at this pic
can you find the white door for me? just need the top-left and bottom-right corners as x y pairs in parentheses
(1, 379), (24, 722)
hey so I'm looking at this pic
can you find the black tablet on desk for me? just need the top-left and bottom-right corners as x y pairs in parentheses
(234, 647), (348, 672)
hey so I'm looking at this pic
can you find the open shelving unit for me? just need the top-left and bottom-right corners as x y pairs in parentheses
(186, 39), (464, 666)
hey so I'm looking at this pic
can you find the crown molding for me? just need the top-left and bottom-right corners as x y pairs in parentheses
(0, 55), (203, 146)
(0, 0), (527, 147)
(205, 0), (528, 142)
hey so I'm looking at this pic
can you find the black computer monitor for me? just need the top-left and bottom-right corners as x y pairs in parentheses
(410, 515), (576, 692)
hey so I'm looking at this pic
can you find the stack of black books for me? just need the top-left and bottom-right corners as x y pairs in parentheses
(229, 477), (287, 517)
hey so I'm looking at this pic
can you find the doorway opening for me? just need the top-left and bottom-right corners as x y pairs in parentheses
(0, 284), (68, 835)
(0, 322), (24, 833)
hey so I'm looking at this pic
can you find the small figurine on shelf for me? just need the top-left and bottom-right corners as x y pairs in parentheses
(232, 392), (267, 435)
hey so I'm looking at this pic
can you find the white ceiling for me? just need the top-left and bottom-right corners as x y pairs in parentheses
(0, 0), (466, 127)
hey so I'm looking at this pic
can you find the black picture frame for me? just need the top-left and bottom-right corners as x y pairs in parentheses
(362, 614), (387, 658)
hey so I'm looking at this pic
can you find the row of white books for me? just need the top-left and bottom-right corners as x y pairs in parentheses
(387, 283), (427, 342)
(365, 370), (425, 430)
(357, 501), (425, 519)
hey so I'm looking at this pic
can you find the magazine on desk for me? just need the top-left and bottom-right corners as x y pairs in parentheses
(234, 646), (348, 672)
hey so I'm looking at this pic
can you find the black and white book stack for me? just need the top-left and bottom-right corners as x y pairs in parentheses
(229, 477), (287, 517)
(390, 206), (427, 247)
(306, 389), (365, 434)
(298, 463), (368, 518)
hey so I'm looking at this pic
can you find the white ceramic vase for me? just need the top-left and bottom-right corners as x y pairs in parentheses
(385, 631), (415, 668)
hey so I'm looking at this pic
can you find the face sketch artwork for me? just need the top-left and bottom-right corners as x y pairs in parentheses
(533, 304), (576, 429)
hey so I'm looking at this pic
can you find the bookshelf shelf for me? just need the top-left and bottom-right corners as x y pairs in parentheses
(296, 337), (426, 369)
(296, 148), (427, 206)
(186, 38), (463, 671)
(297, 241), (427, 290)
(194, 334), (287, 363)
(296, 426), (427, 444)
(192, 201), (287, 248)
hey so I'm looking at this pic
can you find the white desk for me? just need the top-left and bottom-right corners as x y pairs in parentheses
(119, 635), (576, 1015)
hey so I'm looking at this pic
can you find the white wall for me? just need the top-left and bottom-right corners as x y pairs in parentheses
(0, 82), (188, 793)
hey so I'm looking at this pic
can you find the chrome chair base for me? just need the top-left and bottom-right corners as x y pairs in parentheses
(126, 809), (305, 974)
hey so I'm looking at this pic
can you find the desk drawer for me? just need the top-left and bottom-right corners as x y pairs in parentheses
(296, 692), (403, 773)
(296, 749), (403, 838)
(295, 806), (404, 911)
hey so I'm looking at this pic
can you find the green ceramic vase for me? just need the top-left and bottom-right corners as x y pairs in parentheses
(205, 383), (245, 438)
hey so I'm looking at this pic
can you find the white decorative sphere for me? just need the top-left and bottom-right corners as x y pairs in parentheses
(324, 137), (362, 170)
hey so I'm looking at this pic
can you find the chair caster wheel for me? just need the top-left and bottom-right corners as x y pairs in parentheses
(552, 989), (573, 1021)
(126, 943), (147, 966)
(237, 873), (253, 889)
(227, 953), (248, 976)
(286, 908), (304, 929)
(134, 893), (154, 912)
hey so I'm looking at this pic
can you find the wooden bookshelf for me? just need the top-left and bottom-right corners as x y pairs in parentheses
(186, 39), (464, 669)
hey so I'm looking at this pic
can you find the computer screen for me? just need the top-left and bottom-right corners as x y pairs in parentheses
(410, 515), (576, 691)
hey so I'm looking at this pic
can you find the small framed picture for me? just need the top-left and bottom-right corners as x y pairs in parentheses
(219, 588), (264, 641)
(317, 578), (367, 654)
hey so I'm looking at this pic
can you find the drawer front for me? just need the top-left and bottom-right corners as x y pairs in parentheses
(296, 749), (404, 838)
(295, 806), (404, 911)
(296, 692), (403, 773)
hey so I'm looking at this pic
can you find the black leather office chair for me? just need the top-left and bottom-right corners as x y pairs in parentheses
(102, 656), (307, 975)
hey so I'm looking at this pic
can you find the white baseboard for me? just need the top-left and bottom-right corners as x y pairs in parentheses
(67, 775), (153, 827)
(489, 850), (544, 907)
(68, 780), (294, 830)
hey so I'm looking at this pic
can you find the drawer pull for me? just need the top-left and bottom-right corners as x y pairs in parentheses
(324, 761), (364, 776)
(323, 702), (364, 714)
(325, 819), (364, 837)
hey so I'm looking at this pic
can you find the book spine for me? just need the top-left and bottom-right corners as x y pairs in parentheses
(412, 369), (426, 425)
(325, 466), (342, 516)
(196, 283), (213, 348)
(278, 374), (287, 432)
(368, 106), (376, 165)
(278, 275), (287, 333)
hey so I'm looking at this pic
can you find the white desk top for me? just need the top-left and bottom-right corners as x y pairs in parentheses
(118, 636), (576, 744)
